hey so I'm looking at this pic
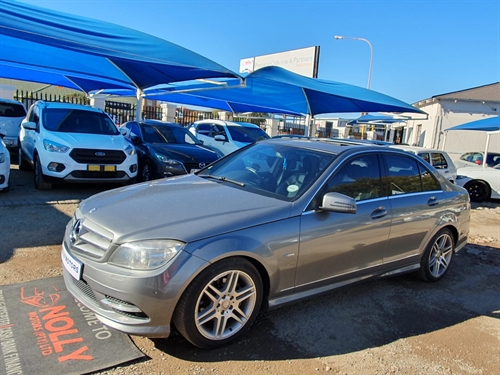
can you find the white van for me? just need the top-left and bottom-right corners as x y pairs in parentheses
(19, 101), (138, 190)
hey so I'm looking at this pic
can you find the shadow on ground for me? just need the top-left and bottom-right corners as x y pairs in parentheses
(151, 244), (500, 361)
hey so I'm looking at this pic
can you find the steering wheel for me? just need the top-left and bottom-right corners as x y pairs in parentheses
(244, 167), (264, 187)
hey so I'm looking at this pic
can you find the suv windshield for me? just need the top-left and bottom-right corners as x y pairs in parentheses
(142, 124), (201, 145)
(227, 125), (270, 143)
(43, 108), (119, 135)
(0, 101), (26, 117)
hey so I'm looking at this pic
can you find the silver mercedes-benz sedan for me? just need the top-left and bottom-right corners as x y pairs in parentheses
(61, 138), (471, 349)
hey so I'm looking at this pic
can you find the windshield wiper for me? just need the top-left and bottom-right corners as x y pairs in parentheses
(201, 175), (245, 187)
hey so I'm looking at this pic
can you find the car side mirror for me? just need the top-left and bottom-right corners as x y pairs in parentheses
(131, 134), (142, 145)
(22, 121), (37, 130)
(475, 160), (482, 165)
(214, 134), (227, 142)
(319, 192), (357, 214)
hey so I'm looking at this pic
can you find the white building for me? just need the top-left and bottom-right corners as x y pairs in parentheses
(404, 82), (500, 159)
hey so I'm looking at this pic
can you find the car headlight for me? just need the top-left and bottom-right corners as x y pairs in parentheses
(108, 239), (184, 270)
(0, 153), (4, 163)
(154, 152), (181, 166)
(125, 144), (136, 156)
(43, 139), (70, 153)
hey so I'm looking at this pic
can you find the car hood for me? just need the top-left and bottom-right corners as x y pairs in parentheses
(150, 143), (219, 163)
(48, 132), (130, 150)
(78, 174), (292, 244)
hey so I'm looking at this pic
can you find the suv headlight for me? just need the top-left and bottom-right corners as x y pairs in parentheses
(108, 239), (184, 270)
(125, 144), (136, 156)
(43, 139), (70, 153)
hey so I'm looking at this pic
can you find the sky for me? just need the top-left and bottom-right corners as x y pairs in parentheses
(16, 0), (500, 107)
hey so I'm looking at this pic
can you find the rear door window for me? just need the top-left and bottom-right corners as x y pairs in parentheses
(431, 153), (448, 169)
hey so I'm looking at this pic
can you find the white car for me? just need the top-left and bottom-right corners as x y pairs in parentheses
(189, 119), (269, 156)
(0, 128), (10, 192)
(389, 145), (457, 183)
(455, 151), (500, 168)
(455, 164), (500, 202)
(0, 98), (27, 149)
(19, 101), (138, 190)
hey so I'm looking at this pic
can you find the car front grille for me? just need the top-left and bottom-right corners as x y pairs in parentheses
(69, 219), (114, 260)
(184, 162), (206, 171)
(71, 277), (99, 306)
(69, 171), (127, 179)
(70, 148), (127, 164)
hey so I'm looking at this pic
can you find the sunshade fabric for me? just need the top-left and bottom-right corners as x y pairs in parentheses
(348, 113), (407, 124)
(446, 116), (500, 132)
(144, 66), (424, 116)
(0, 0), (238, 91)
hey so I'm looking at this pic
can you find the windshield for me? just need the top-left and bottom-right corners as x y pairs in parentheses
(142, 124), (201, 145)
(43, 108), (119, 135)
(227, 124), (270, 143)
(0, 102), (26, 118)
(198, 142), (336, 201)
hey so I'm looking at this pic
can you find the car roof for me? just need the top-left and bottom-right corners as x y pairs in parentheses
(389, 145), (451, 154)
(0, 98), (25, 107)
(38, 101), (103, 112)
(194, 119), (261, 128)
(137, 120), (182, 127)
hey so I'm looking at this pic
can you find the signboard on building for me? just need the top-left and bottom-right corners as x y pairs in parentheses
(239, 46), (320, 78)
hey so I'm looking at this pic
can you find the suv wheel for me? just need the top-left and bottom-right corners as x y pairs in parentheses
(34, 155), (52, 190)
(18, 147), (31, 171)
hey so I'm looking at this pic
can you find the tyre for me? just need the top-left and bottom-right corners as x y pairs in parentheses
(18, 147), (31, 171)
(418, 228), (455, 282)
(173, 257), (263, 349)
(34, 155), (52, 190)
(464, 180), (490, 202)
(141, 162), (152, 182)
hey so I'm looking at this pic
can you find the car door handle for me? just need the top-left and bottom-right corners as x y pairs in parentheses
(370, 207), (387, 219)
(427, 196), (439, 206)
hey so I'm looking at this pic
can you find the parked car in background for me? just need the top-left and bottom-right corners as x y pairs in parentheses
(389, 145), (457, 183)
(456, 151), (500, 168)
(19, 101), (137, 190)
(121, 120), (221, 181)
(0, 129), (10, 192)
(62, 138), (470, 349)
(455, 164), (500, 202)
(0, 98), (27, 149)
(189, 119), (269, 155)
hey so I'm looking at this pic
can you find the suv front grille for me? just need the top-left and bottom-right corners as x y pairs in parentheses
(70, 148), (126, 164)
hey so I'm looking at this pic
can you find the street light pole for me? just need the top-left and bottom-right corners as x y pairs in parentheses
(334, 35), (373, 89)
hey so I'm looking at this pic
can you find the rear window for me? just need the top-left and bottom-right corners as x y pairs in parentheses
(42, 108), (119, 135)
(0, 102), (26, 118)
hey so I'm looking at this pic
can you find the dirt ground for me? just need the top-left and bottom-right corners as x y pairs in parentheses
(1, 191), (499, 375)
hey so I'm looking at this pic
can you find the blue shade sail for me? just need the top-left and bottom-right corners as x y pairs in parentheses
(446, 116), (500, 132)
(0, 0), (239, 91)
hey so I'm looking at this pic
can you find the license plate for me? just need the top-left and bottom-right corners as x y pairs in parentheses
(61, 245), (83, 280)
(88, 165), (116, 172)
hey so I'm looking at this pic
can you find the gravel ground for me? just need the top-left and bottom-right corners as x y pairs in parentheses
(1, 172), (499, 375)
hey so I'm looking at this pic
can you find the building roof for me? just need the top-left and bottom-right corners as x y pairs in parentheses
(414, 82), (500, 107)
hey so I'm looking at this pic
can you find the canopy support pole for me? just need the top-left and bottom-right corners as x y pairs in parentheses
(136, 88), (143, 121)
(484, 132), (492, 169)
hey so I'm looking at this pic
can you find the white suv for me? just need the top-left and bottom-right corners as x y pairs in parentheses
(189, 119), (269, 156)
(390, 145), (457, 183)
(19, 101), (138, 190)
(0, 129), (10, 192)
(0, 98), (27, 149)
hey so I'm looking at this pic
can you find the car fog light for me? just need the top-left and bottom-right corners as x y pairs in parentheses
(48, 162), (66, 172)
(130, 164), (137, 173)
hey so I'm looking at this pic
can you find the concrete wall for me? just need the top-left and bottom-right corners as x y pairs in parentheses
(406, 99), (500, 158)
